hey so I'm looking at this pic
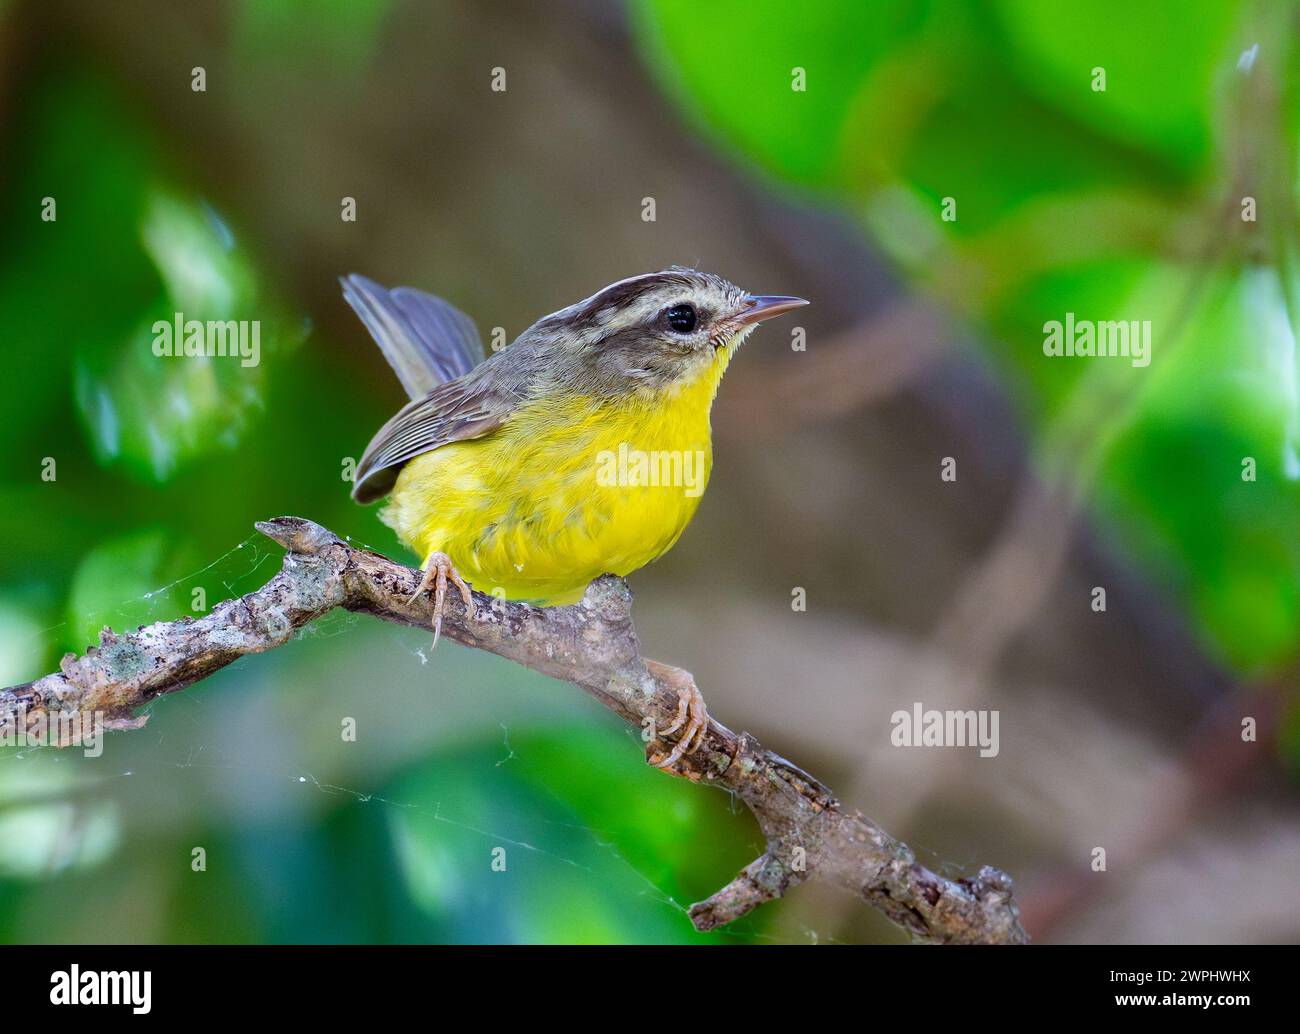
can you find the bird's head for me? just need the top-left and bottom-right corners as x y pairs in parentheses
(525, 268), (807, 396)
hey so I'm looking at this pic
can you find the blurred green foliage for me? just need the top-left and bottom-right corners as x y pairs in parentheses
(635, 0), (1300, 677)
(0, 38), (755, 944)
(389, 727), (739, 943)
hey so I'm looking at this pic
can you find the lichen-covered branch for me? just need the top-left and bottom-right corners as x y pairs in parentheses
(0, 516), (1027, 944)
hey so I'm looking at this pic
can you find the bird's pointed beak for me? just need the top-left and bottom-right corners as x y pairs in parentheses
(735, 294), (809, 326)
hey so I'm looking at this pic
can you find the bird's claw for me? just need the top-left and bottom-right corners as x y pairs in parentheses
(649, 670), (710, 770)
(410, 551), (474, 648)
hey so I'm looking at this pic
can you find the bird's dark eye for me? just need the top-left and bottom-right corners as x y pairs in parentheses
(665, 303), (696, 334)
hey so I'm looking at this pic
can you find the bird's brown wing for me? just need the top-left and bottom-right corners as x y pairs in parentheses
(351, 373), (519, 504)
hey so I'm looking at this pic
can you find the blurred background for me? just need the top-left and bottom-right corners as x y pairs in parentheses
(1, 0), (1298, 944)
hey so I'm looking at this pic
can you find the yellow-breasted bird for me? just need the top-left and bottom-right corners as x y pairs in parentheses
(344, 269), (806, 762)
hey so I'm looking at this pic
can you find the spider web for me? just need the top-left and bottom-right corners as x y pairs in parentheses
(0, 536), (841, 945)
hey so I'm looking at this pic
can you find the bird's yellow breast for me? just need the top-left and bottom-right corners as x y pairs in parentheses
(382, 349), (732, 604)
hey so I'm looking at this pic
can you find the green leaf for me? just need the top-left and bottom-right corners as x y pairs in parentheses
(1096, 266), (1300, 673)
(72, 190), (301, 484)
(0, 70), (303, 487)
(387, 726), (756, 943)
(992, 0), (1244, 173)
(632, 0), (933, 187)
(66, 529), (178, 652)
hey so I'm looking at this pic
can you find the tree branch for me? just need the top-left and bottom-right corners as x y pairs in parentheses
(0, 516), (1027, 944)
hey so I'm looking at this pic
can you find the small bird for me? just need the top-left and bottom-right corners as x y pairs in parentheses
(345, 268), (806, 762)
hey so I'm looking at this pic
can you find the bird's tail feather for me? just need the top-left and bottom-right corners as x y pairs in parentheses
(341, 274), (487, 400)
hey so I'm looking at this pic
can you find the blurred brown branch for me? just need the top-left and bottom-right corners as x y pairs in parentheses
(719, 299), (948, 442)
(0, 516), (1027, 944)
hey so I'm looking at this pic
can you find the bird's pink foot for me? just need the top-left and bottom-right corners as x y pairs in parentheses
(410, 551), (474, 648)
(647, 661), (710, 770)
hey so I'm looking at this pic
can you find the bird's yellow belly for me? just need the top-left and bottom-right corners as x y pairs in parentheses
(381, 393), (714, 604)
